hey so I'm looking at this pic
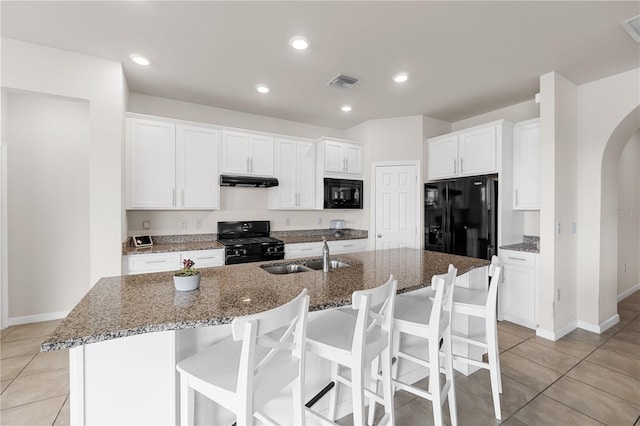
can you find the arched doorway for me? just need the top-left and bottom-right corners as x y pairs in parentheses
(599, 105), (640, 324)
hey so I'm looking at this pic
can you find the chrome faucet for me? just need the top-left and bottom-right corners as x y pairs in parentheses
(322, 237), (330, 272)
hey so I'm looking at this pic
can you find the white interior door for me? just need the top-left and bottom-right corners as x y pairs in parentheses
(374, 163), (419, 250)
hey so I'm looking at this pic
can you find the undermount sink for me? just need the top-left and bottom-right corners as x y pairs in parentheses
(260, 264), (313, 275)
(304, 259), (352, 271)
(260, 258), (352, 275)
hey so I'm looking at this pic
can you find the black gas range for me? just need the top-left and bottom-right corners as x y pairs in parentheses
(217, 221), (285, 265)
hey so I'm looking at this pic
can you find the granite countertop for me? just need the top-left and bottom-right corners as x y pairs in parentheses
(122, 230), (368, 256)
(499, 235), (540, 254)
(499, 243), (539, 253)
(42, 248), (487, 351)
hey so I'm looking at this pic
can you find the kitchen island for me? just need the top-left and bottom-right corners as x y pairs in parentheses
(43, 248), (488, 425)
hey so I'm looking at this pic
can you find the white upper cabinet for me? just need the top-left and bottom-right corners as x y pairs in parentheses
(427, 121), (499, 180)
(126, 117), (220, 210)
(176, 125), (221, 209)
(269, 138), (316, 209)
(513, 118), (541, 210)
(127, 118), (176, 209)
(319, 138), (363, 176)
(221, 130), (274, 176)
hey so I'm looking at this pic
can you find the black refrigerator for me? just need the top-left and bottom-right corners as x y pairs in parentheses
(424, 175), (498, 260)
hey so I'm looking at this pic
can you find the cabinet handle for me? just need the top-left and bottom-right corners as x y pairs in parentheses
(460, 158), (464, 173)
(453, 159), (457, 174)
(246, 157), (250, 173)
(301, 248), (313, 251)
(515, 189), (519, 207)
(345, 157), (349, 171)
(250, 157), (253, 173)
(145, 260), (167, 264)
(172, 189), (176, 206)
(343, 244), (353, 247)
(507, 256), (526, 261)
(181, 189), (185, 206)
(196, 256), (216, 260)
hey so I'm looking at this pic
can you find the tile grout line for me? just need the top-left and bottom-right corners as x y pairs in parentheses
(51, 394), (69, 426)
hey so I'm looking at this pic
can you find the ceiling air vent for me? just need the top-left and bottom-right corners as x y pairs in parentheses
(622, 15), (640, 43)
(328, 74), (361, 89)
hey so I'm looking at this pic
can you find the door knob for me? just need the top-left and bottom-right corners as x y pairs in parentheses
(377, 234), (382, 238)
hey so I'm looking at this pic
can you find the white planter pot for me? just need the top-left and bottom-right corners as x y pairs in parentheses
(173, 273), (201, 291)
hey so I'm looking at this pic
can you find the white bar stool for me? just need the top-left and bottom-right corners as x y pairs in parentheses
(451, 256), (503, 419)
(176, 289), (310, 426)
(305, 275), (397, 426)
(386, 265), (458, 426)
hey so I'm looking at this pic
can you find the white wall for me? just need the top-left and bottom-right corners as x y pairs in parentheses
(2, 38), (126, 324)
(346, 115), (425, 235)
(576, 68), (640, 329)
(4, 91), (90, 319)
(452, 99), (539, 132)
(126, 93), (364, 235)
(617, 131), (640, 296)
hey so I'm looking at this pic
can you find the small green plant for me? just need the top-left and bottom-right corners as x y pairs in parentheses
(176, 259), (199, 276)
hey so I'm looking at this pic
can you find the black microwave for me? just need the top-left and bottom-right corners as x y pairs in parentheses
(324, 178), (363, 209)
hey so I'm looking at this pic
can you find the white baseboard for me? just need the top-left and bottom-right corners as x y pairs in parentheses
(9, 310), (69, 326)
(577, 313), (620, 334)
(618, 283), (640, 302)
(536, 320), (578, 341)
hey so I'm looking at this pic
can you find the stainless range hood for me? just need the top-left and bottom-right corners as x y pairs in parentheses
(219, 175), (279, 188)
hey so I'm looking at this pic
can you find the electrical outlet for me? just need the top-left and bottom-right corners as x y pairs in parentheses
(556, 289), (561, 301)
(571, 222), (577, 234)
(624, 263), (627, 273)
(179, 220), (187, 230)
(285, 217), (290, 226)
(196, 220), (203, 229)
(556, 222), (561, 235)
(142, 220), (150, 230)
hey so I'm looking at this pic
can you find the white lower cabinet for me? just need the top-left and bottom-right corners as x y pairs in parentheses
(499, 250), (538, 329)
(124, 249), (224, 275)
(285, 239), (368, 259)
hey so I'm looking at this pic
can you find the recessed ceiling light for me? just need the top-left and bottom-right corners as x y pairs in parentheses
(341, 105), (352, 112)
(255, 84), (270, 94)
(129, 54), (150, 66)
(393, 73), (409, 83)
(289, 36), (310, 50)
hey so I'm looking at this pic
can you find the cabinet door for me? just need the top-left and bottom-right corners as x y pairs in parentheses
(343, 143), (363, 174)
(127, 118), (176, 209)
(285, 242), (322, 259)
(513, 120), (540, 210)
(221, 130), (250, 174)
(270, 138), (298, 208)
(501, 251), (537, 329)
(249, 135), (274, 176)
(176, 125), (220, 209)
(296, 141), (316, 208)
(427, 136), (458, 180)
(324, 140), (346, 173)
(458, 125), (496, 176)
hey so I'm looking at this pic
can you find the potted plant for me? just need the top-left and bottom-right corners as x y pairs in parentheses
(173, 259), (200, 291)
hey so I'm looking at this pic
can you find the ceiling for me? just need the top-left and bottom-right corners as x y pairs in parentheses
(2, 1), (639, 130)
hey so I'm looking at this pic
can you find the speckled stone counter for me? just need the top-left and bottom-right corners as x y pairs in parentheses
(122, 230), (367, 256)
(43, 248), (487, 351)
(500, 235), (540, 253)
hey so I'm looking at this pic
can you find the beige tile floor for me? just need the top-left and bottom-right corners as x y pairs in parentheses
(1, 291), (639, 426)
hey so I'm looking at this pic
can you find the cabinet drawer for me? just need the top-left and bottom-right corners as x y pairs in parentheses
(181, 249), (224, 268)
(328, 239), (367, 254)
(125, 252), (181, 275)
(500, 250), (536, 268)
(285, 242), (322, 259)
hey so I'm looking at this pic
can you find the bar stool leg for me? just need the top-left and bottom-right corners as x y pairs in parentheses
(381, 347), (395, 426)
(367, 355), (380, 426)
(328, 362), (340, 421)
(180, 376), (194, 426)
(352, 364), (366, 426)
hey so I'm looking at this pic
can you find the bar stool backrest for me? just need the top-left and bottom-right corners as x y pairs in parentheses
(429, 265), (458, 342)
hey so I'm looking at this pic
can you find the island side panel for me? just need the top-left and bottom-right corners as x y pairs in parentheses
(70, 330), (177, 425)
